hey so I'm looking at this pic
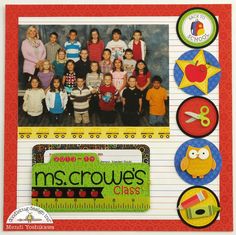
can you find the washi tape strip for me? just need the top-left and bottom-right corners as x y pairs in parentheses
(18, 126), (170, 139)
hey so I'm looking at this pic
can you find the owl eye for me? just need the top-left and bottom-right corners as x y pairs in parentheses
(198, 148), (210, 160)
(189, 149), (198, 159)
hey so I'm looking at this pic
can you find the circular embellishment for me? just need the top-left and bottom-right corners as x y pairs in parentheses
(177, 8), (218, 48)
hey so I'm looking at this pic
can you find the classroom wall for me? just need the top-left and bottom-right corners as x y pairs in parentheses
(18, 24), (169, 89)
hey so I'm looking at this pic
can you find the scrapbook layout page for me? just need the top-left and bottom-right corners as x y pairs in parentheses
(3, 4), (232, 232)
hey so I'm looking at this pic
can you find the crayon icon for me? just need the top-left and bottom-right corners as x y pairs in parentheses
(178, 190), (208, 210)
(186, 205), (220, 219)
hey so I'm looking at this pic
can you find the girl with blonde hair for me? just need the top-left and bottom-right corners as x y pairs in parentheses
(21, 26), (46, 87)
(37, 59), (54, 93)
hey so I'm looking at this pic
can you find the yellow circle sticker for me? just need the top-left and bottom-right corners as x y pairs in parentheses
(177, 186), (220, 228)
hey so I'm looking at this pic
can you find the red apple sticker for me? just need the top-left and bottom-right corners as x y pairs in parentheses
(43, 189), (51, 198)
(91, 189), (99, 198)
(79, 189), (86, 198)
(55, 189), (63, 198)
(32, 189), (38, 198)
(67, 189), (74, 198)
(185, 60), (207, 83)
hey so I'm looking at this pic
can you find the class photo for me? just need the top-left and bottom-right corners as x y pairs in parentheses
(18, 24), (169, 127)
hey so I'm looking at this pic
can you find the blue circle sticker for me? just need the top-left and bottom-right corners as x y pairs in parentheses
(174, 50), (221, 96)
(174, 139), (222, 185)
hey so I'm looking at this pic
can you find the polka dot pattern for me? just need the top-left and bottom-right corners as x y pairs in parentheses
(174, 50), (221, 96)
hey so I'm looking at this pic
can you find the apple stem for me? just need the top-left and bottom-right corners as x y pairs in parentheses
(195, 60), (199, 66)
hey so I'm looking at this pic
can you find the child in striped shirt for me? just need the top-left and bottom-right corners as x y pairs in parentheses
(70, 77), (91, 124)
(64, 29), (81, 62)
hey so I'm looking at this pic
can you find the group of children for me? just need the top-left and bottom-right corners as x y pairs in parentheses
(22, 28), (167, 126)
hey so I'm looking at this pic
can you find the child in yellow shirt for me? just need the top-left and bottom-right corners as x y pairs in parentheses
(146, 76), (167, 126)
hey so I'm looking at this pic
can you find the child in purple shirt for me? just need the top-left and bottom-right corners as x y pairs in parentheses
(37, 59), (54, 92)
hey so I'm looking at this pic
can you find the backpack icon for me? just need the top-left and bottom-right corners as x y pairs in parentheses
(191, 20), (205, 36)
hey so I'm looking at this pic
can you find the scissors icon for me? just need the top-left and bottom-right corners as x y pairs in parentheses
(185, 106), (210, 127)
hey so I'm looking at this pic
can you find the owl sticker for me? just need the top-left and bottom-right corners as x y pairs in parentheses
(180, 145), (216, 179)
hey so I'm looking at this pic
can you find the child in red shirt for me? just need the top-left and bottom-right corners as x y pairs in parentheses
(133, 60), (151, 90)
(133, 60), (151, 113)
(128, 30), (146, 61)
(98, 73), (118, 123)
(87, 28), (105, 62)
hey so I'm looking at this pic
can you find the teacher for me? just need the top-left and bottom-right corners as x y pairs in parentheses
(21, 26), (46, 86)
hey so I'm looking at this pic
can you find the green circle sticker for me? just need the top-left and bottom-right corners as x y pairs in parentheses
(177, 8), (218, 48)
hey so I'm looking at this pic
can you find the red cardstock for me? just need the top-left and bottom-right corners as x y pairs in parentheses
(4, 4), (232, 231)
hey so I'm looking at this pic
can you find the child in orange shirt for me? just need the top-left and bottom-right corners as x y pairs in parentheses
(146, 76), (167, 126)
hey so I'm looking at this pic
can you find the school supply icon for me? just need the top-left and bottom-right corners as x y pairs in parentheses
(185, 105), (210, 127)
(176, 8), (218, 48)
(186, 205), (220, 219)
(178, 190), (208, 210)
(191, 20), (205, 36)
(177, 97), (219, 138)
(177, 186), (220, 228)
